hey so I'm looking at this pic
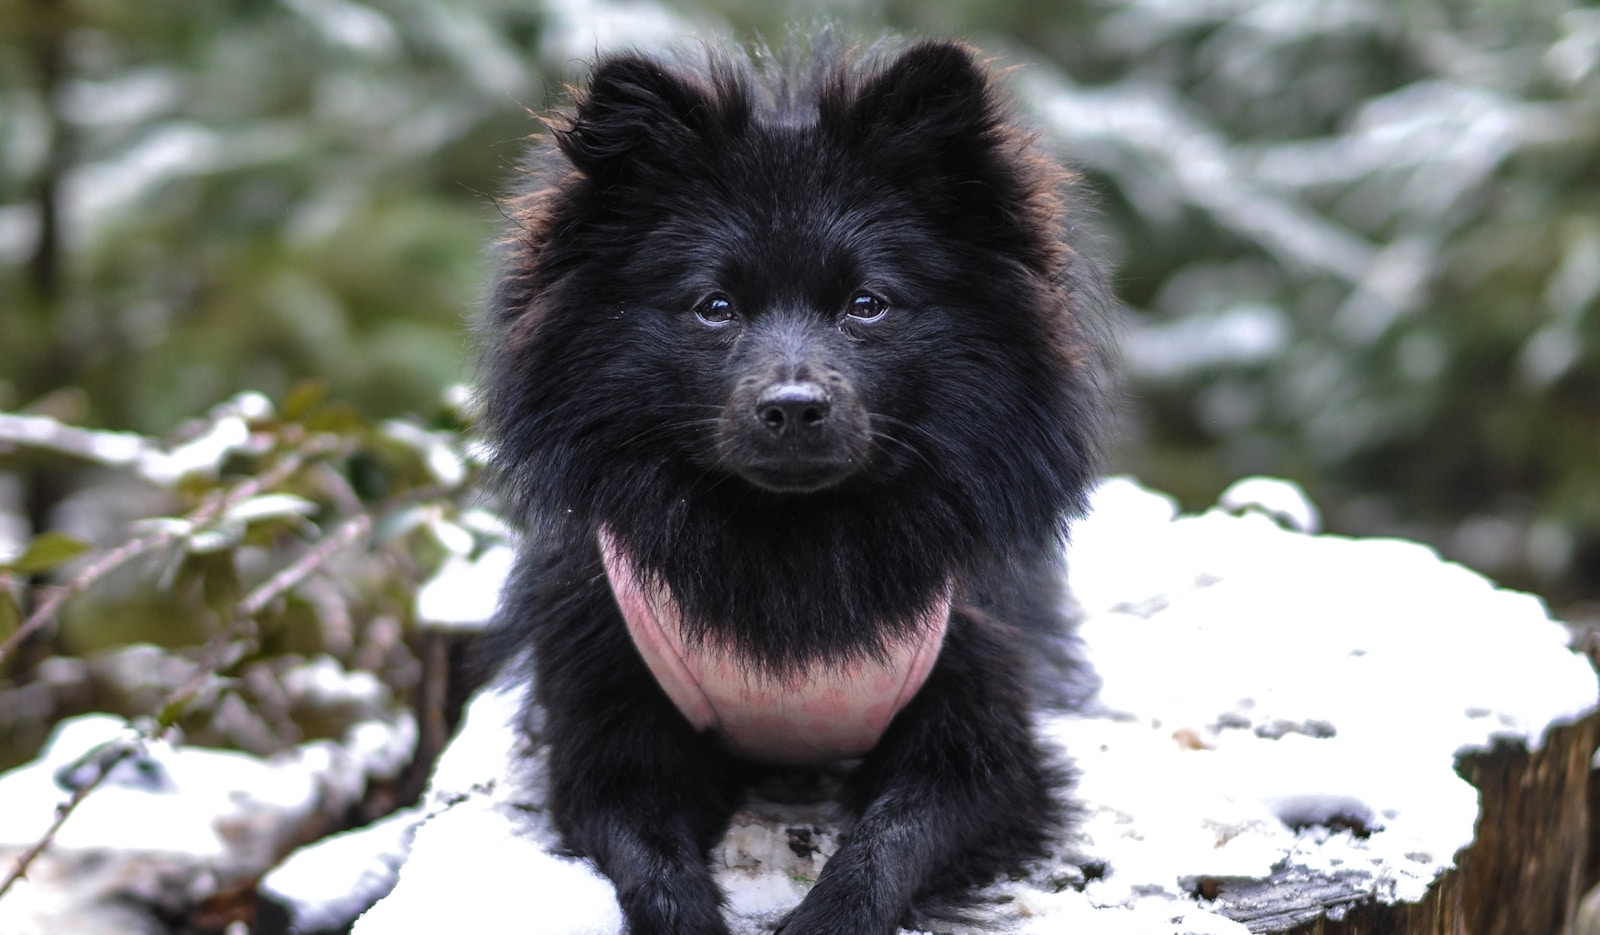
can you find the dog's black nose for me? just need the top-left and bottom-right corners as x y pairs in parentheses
(756, 383), (830, 436)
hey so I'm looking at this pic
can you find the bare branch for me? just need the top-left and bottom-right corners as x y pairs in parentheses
(0, 743), (135, 899)
(169, 513), (375, 709)
(0, 531), (182, 664)
(243, 514), (372, 618)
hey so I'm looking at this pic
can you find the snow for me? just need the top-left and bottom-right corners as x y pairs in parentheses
(415, 543), (516, 630)
(1216, 475), (1320, 533)
(381, 421), (470, 489)
(63, 122), (222, 247)
(281, 0), (403, 59)
(1057, 478), (1597, 909)
(0, 716), (318, 859)
(361, 796), (625, 935)
(1017, 68), (1376, 285)
(353, 685), (627, 934)
(0, 657), (422, 935)
(358, 477), (1599, 933)
(259, 806), (425, 933)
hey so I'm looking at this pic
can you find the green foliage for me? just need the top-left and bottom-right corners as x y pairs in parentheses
(0, 0), (540, 430)
(0, 385), (496, 765)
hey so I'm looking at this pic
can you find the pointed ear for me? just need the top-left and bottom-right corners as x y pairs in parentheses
(554, 55), (721, 178)
(845, 41), (997, 145)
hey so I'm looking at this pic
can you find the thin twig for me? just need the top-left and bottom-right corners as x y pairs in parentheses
(0, 744), (135, 898)
(0, 531), (181, 664)
(167, 513), (373, 711)
(244, 514), (371, 617)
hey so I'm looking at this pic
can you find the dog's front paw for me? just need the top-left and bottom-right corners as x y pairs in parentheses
(774, 888), (902, 935)
(617, 874), (731, 935)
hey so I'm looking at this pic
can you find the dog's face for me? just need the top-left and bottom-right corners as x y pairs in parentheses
(702, 293), (875, 493)
(599, 157), (1018, 498)
(628, 149), (956, 495)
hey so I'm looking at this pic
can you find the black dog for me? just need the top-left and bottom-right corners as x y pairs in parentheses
(479, 37), (1113, 935)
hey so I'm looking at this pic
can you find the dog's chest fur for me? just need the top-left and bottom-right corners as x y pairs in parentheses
(600, 526), (949, 764)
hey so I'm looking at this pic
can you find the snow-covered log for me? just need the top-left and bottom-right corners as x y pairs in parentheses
(354, 478), (1599, 935)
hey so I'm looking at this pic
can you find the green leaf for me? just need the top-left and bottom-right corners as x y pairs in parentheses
(0, 589), (19, 643)
(373, 503), (434, 546)
(6, 532), (92, 574)
(193, 550), (242, 620)
(224, 494), (319, 525)
(282, 379), (331, 423)
(305, 402), (366, 434)
(346, 450), (391, 501)
(186, 520), (246, 554)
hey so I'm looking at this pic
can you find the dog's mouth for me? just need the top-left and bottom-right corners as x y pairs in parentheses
(734, 459), (860, 493)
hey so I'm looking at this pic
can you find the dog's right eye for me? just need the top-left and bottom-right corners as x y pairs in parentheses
(694, 294), (736, 326)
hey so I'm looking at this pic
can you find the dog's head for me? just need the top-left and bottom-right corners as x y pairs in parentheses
(485, 39), (1107, 541)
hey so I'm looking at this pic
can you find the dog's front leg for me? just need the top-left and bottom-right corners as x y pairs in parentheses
(531, 583), (744, 935)
(546, 686), (742, 934)
(777, 609), (1065, 935)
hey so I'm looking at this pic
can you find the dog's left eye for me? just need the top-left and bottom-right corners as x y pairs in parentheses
(694, 294), (737, 326)
(846, 292), (888, 322)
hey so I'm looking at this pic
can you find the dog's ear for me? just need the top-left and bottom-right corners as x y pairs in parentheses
(843, 41), (998, 148)
(835, 42), (1064, 269)
(555, 55), (730, 179)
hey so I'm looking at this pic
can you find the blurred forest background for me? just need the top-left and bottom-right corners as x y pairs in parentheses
(1, 0), (1598, 771)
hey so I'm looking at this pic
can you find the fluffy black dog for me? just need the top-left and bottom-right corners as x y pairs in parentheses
(479, 37), (1112, 935)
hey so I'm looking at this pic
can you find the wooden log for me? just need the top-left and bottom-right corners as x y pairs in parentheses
(1198, 714), (1599, 933)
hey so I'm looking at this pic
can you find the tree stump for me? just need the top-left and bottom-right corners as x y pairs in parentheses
(1202, 715), (1599, 933)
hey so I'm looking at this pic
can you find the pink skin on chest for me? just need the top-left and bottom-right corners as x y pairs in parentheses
(598, 527), (950, 765)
